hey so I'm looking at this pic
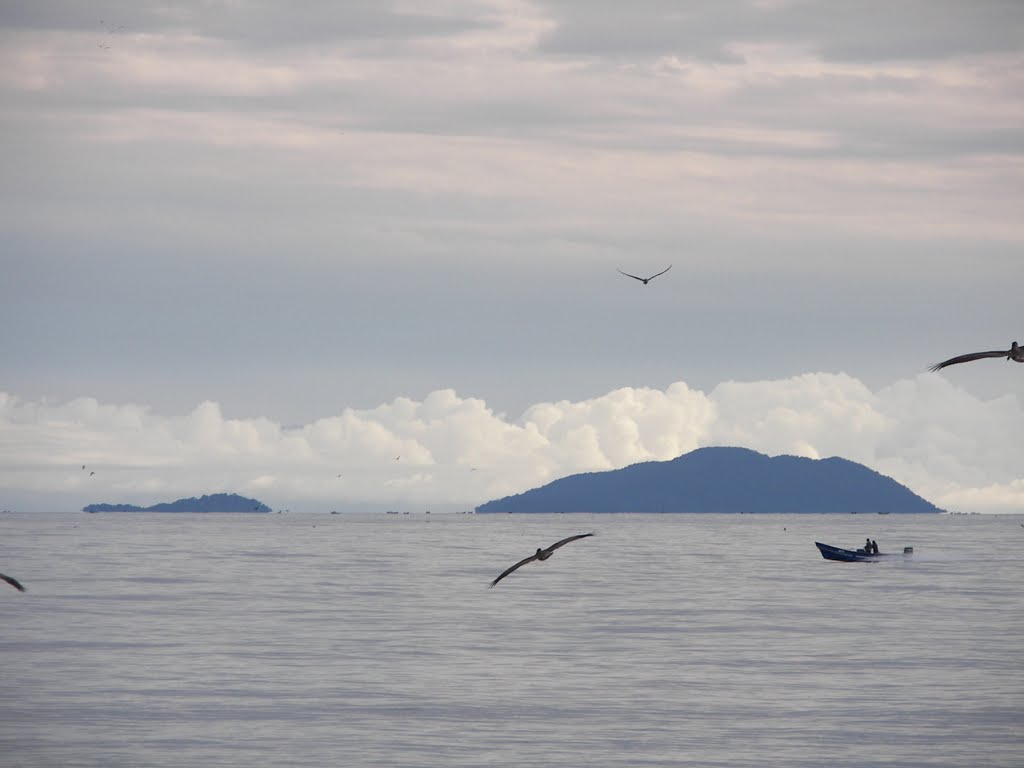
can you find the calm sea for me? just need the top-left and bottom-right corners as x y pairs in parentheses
(1, 512), (1021, 768)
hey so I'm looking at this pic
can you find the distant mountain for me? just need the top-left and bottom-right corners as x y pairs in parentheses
(476, 447), (943, 514)
(83, 493), (271, 513)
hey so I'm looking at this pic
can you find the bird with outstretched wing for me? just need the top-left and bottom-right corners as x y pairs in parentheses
(1, 573), (26, 592)
(617, 265), (672, 284)
(489, 533), (594, 587)
(930, 341), (1023, 371)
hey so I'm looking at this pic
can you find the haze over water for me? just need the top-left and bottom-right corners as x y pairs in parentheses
(2, 512), (1021, 767)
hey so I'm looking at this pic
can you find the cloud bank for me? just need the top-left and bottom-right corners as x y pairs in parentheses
(1, 373), (1020, 513)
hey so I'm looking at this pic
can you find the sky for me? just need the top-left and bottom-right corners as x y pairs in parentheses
(1, 0), (1022, 514)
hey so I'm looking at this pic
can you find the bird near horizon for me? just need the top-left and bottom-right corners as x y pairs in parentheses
(489, 533), (594, 587)
(1, 573), (26, 592)
(930, 341), (1023, 371)
(617, 265), (671, 284)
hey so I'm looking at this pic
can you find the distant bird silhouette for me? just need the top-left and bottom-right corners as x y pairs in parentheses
(489, 533), (594, 588)
(930, 341), (1024, 371)
(1, 573), (26, 592)
(617, 265), (671, 284)
(89, 471), (95, 476)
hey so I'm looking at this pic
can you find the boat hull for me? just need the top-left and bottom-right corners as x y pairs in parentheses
(815, 541), (906, 562)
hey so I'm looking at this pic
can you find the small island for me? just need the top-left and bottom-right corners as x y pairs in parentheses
(83, 493), (271, 514)
(476, 446), (943, 514)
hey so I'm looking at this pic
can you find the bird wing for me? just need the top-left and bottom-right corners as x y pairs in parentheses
(489, 553), (540, 588)
(616, 268), (645, 281)
(929, 349), (1009, 371)
(648, 264), (672, 280)
(0, 573), (26, 592)
(543, 532), (595, 554)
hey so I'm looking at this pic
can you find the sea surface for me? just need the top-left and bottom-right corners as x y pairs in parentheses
(1, 511), (1021, 768)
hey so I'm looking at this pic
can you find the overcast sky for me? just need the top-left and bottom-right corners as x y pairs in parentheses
(1, 1), (1022, 513)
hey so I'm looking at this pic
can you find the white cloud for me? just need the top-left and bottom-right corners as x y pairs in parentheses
(1, 374), (1020, 513)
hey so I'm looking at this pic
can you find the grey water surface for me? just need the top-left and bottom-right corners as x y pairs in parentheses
(1, 512), (1021, 767)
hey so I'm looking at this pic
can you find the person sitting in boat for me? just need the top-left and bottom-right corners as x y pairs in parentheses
(871, 540), (879, 554)
(860, 538), (872, 554)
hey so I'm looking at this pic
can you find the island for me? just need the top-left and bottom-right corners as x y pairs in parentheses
(83, 493), (271, 513)
(475, 446), (943, 514)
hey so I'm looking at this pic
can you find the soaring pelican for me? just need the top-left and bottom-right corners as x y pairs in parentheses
(489, 533), (594, 587)
(930, 341), (1024, 371)
(1, 573), (26, 592)
(617, 265), (672, 284)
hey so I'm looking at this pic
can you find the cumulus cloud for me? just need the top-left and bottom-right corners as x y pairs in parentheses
(1, 374), (1020, 513)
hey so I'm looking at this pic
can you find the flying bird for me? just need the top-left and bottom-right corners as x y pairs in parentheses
(1, 573), (26, 592)
(929, 341), (1024, 372)
(489, 533), (594, 588)
(617, 265), (672, 284)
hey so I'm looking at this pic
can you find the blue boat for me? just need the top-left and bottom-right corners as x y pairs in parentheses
(815, 542), (913, 562)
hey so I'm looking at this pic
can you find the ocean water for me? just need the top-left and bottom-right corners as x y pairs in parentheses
(1, 511), (1021, 768)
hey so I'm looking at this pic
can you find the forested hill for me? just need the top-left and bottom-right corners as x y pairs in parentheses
(476, 447), (943, 514)
(83, 493), (271, 513)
